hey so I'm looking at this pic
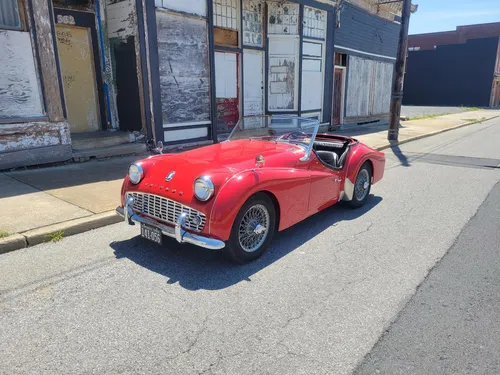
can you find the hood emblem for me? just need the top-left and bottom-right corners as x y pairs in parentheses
(165, 171), (176, 181)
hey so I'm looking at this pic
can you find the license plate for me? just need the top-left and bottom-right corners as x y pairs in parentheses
(141, 224), (162, 245)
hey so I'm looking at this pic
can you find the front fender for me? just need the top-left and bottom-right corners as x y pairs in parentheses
(209, 168), (311, 241)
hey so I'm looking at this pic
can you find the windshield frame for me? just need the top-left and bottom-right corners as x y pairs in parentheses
(227, 115), (320, 161)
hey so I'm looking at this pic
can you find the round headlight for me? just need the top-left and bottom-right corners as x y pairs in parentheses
(128, 163), (143, 184)
(194, 176), (214, 201)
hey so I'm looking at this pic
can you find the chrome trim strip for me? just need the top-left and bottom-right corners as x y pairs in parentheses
(117, 206), (225, 250)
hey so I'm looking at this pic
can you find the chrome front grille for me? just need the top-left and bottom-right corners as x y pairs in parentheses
(127, 192), (206, 232)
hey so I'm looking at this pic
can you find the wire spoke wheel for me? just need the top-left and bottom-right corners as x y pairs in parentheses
(238, 204), (270, 253)
(354, 168), (370, 201)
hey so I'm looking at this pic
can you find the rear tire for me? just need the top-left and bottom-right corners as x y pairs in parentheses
(347, 162), (372, 208)
(224, 193), (276, 263)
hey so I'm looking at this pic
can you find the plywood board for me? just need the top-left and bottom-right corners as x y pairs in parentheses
(372, 60), (393, 115)
(214, 27), (238, 47)
(215, 51), (239, 132)
(56, 24), (100, 133)
(0, 30), (44, 119)
(268, 37), (299, 111)
(243, 49), (264, 116)
(346, 55), (372, 118)
(345, 55), (393, 118)
(215, 52), (238, 98)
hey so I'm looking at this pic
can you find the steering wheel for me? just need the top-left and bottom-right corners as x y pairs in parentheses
(279, 131), (308, 141)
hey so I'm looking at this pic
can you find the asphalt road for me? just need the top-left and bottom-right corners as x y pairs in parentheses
(401, 106), (470, 119)
(1, 118), (500, 374)
(355, 180), (500, 375)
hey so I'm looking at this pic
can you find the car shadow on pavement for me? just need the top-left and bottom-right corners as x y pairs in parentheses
(110, 196), (382, 291)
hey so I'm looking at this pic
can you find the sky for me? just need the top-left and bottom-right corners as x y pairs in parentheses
(409, 0), (500, 35)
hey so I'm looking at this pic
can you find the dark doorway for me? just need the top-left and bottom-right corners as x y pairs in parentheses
(113, 36), (142, 132)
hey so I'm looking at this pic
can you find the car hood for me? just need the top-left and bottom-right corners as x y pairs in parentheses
(130, 140), (305, 204)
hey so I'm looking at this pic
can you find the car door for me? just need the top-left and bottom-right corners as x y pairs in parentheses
(307, 155), (342, 213)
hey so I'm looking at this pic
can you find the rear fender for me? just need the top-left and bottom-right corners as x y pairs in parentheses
(342, 143), (385, 201)
(209, 168), (311, 241)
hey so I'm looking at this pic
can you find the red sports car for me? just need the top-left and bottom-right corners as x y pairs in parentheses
(117, 116), (385, 263)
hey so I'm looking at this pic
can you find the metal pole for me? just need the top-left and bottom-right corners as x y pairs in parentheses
(388, 0), (412, 141)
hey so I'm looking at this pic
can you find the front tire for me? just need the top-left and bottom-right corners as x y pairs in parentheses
(348, 162), (372, 208)
(224, 193), (276, 263)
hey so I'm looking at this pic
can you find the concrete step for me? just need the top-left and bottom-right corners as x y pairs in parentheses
(72, 142), (147, 162)
(72, 131), (134, 150)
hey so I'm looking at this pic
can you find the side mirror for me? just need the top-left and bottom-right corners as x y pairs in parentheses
(157, 141), (164, 154)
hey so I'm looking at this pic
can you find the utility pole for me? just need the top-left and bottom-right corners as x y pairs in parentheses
(388, 0), (412, 141)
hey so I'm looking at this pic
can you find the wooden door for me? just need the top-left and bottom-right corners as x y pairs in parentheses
(56, 24), (100, 133)
(243, 49), (264, 116)
(332, 67), (344, 125)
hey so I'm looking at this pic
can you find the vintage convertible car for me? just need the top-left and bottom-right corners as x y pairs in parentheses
(116, 116), (385, 263)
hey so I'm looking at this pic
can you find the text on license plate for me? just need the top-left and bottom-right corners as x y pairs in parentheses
(141, 224), (162, 245)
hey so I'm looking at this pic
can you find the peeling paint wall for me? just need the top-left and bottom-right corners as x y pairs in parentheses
(0, 121), (72, 169)
(106, 0), (136, 39)
(0, 122), (71, 153)
(156, 11), (211, 125)
(0, 30), (44, 119)
(345, 55), (393, 118)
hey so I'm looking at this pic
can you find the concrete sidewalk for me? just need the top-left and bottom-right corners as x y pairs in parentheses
(0, 154), (145, 253)
(339, 109), (500, 150)
(1, 109), (500, 254)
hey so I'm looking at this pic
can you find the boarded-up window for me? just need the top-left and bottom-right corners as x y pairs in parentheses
(156, 11), (210, 125)
(267, 2), (299, 35)
(268, 36), (299, 111)
(303, 7), (326, 39)
(345, 55), (393, 118)
(301, 41), (324, 112)
(213, 0), (238, 30)
(0, 0), (21, 29)
(0, 30), (44, 119)
(243, 0), (263, 47)
(215, 51), (239, 133)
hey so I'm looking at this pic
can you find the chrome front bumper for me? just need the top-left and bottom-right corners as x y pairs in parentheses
(116, 196), (225, 250)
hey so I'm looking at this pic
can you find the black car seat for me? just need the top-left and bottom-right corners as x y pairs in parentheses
(316, 150), (339, 168)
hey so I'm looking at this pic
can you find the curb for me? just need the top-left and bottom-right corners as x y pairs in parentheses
(373, 115), (500, 151)
(0, 234), (27, 255)
(0, 211), (122, 255)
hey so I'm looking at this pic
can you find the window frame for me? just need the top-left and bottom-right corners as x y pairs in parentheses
(0, 0), (28, 31)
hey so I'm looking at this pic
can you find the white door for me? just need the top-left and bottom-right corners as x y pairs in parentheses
(243, 49), (264, 116)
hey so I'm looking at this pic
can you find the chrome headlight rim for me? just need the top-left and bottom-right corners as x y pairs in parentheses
(194, 176), (214, 202)
(128, 163), (144, 185)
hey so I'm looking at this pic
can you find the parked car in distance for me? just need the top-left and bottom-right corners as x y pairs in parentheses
(116, 115), (385, 263)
